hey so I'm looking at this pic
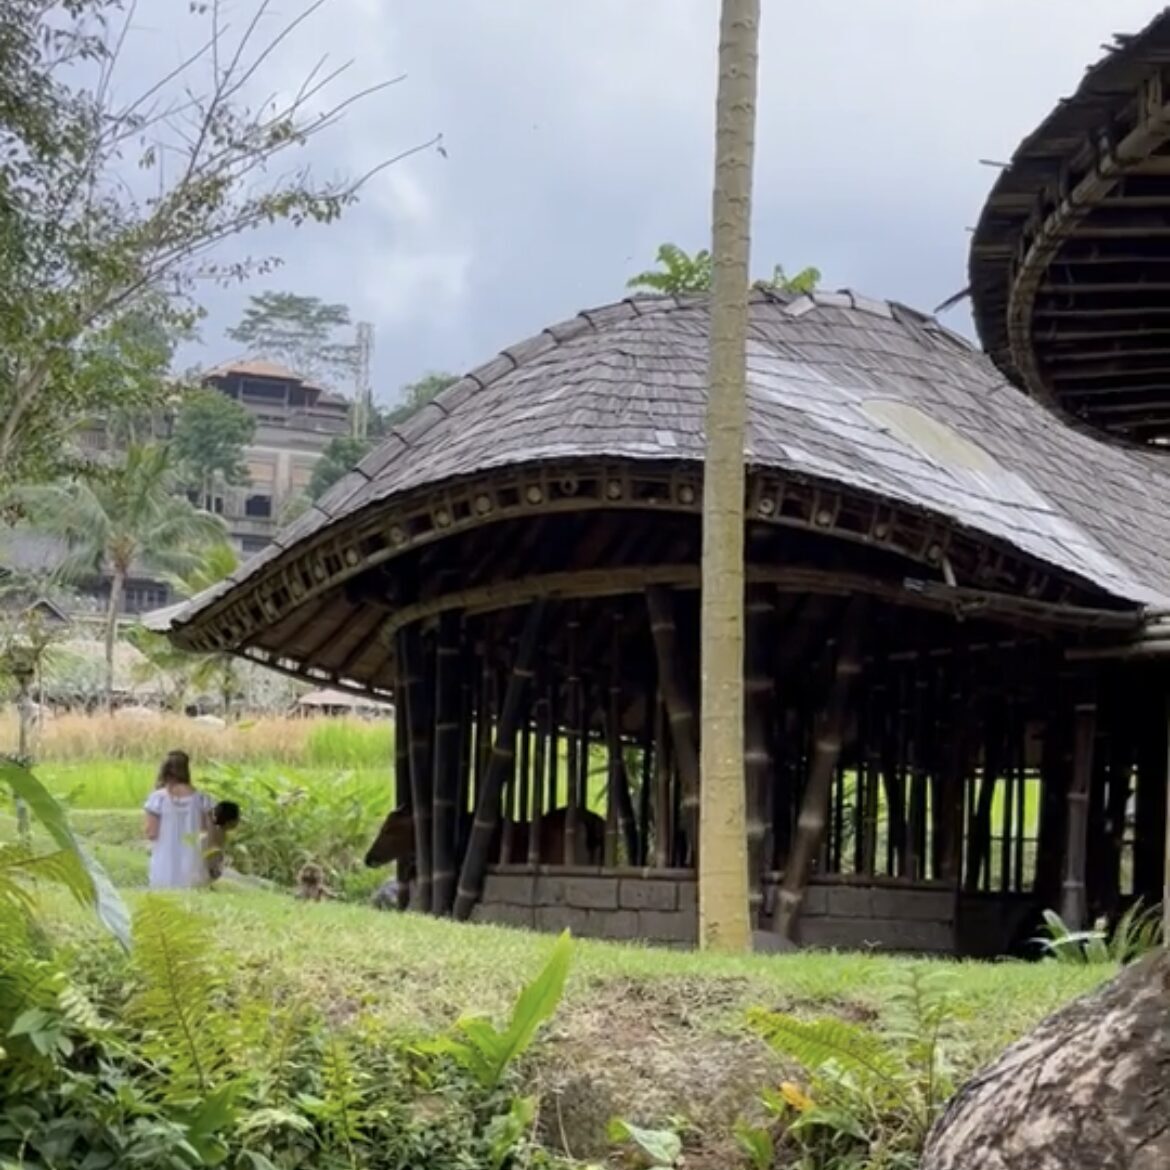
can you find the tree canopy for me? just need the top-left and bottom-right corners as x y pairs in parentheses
(226, 292), (361, 387)
(0, 1), (437, 488)
(627, 243), (820, 296)
(305, 373), (459, 501)
(13, 444), (225, 703)
(171, 389), (257, 509)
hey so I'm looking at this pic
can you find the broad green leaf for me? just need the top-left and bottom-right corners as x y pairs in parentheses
(607, 1118), (682, 1166)
(0, 758), (130, 948)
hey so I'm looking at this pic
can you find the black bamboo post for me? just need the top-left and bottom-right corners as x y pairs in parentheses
(775, 599), (866, 941)
(529, 691), (548, 866)
(453, 602), (546, 921)
(1013, 717), (1028, 893)
(937, 671), (972, 885)
(607, 616), (640, 865)
(605, 621), (621, 867)
(745, 588), (774, 921)
(430, 610), (462, 915)
(1102, 696), (1133, 913)
(654, 698), (672, 868)
(546, 671), (559, 814)
(646, 586), (700, 867)
(966, 700), (1004, 893)
(1060, 698), (1097, 928)
(564, 612), (582, 863)
(398, 625), (434, 913)
(639, 686), (654, 866)
(455, 631), (474, 854)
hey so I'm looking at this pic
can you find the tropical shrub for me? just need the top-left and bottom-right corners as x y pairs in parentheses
(1, 892), (577, 1168)
(203, 764), (386, 890)
(742, 970), (965, 1170)
(1033, 902), (1163, 965)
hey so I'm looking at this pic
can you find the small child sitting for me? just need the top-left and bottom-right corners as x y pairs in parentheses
(294, 862), (335, 902)
(205, 800), (241, 882)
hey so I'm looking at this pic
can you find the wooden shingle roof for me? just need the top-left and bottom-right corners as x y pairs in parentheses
(152, 290), (1170, 667)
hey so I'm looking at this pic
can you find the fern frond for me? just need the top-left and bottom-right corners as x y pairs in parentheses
(748, 1009), (902, 1087)
(130, 896), (230, 1100)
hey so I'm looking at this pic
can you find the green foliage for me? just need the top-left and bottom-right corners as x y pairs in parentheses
(1033, 902), (1163, 965)
(627, 242), (820, 296)
(627, 243), (713, 294)
(12, 442), (226, 701)
(377, 372), (459, 431)
(0, 894), (572, 1169)
(607, 1117), (684, 1167)
(202, 764), (387, 889)
(747, 969), (965, 1170)
(172, 388), (257, 507)
(308, 435), (374, 501)
(431, 930), (573, 1089)
(307, 373), (459, 499)
(0, 756), (129, 946)
(227, 292), (359, 386)
(757, 263), (822, 295)
(1, 2), (407, 487)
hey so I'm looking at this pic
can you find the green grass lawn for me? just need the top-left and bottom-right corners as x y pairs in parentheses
(21, 800), (1110, 1167)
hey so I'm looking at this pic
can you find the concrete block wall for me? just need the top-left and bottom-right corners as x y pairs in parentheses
(471, 866), (957, 953)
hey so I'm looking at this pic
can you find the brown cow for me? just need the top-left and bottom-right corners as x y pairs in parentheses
(363, 804), (605, 871)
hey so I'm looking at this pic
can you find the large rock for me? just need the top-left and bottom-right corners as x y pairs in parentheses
(923, 951), (1170, 1170)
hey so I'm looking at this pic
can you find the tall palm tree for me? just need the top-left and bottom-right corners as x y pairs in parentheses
(699, 0), (761, 952)
(130, 542), (244, 716)
(16, 443), (225, 707)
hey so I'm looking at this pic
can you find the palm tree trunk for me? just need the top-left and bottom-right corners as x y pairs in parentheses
(104, 568), (125, 711)
(698, 0), (761, 953)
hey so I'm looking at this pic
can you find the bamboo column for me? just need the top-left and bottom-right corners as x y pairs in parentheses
(744, 588), (774, 923)
(646, 585), (700, 866)
(605, 622), (621, 866)
(1164, 688), (1170, 950)
(965, 705), (1003, 893)
(528, 693), (548, 866)
(937, 676), (971, 885)
(430, 611), (462, 915)
(607, 617), (640, 864)
(564, 613), (582, 864)
(453, 602), (546, 921)
(1060, 700), (1097, 928)
(639, 690), (654, 865)
(397, 626), (434, 913)
(775, 599), (866, 941)
(654, 699), (672, 868)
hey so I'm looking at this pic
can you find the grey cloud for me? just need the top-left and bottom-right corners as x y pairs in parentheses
(133, 0), (1165, 405)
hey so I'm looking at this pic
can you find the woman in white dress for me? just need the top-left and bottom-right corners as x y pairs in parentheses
(143, 750), (212, 890)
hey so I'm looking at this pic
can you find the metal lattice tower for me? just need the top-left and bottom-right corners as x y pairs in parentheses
(354, 321), (374, 440)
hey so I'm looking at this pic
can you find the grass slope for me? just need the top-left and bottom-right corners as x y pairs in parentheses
(27, 802), (1109, 1166)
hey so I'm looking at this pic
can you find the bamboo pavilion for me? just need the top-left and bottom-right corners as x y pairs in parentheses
(151, 16), (1170, 955)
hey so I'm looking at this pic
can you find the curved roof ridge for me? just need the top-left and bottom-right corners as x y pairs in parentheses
(151, 285), (1170, 649)
(315, 288), (937, 521)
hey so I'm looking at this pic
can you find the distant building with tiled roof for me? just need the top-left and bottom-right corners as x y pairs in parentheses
(200, 358), (352, 556)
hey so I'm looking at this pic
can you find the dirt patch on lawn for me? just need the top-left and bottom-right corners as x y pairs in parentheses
(535, 974), (784, 1166)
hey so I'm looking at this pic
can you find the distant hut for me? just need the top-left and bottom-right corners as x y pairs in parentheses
(148, 281), (1170, 955)
(296, 687), (392, 719)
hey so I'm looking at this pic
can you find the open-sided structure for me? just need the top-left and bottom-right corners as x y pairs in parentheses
(970, 9), (1170, 444)
(152, 279), (1170, 955)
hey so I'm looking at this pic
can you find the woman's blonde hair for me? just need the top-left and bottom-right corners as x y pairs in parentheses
(156, 749), (192, 789)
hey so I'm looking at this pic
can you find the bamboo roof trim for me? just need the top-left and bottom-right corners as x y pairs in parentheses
(152, 288), (1170, 662)
(969, 8), (1170, 443)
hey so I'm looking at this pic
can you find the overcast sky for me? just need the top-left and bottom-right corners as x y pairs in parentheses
(133, 0), (1166, 407)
